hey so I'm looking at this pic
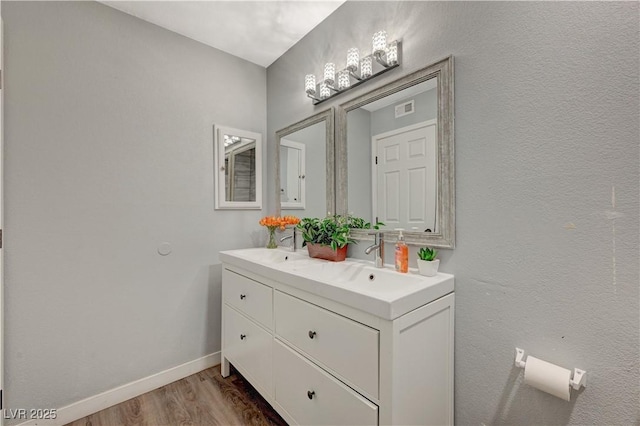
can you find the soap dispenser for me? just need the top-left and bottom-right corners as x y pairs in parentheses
(395, 229), (408, 273)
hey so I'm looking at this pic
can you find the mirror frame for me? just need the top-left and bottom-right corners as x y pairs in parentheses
(275, 108), (335, 217)
(336, 56), (455, 248)
(214, 125), (263, 210)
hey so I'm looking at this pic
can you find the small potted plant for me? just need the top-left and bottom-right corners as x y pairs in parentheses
(297, 215), (356, 261)
(417, 247), (439, 276)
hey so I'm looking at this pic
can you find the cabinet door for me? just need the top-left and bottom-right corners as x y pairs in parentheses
(223, 268), (273, 329)
(275, 291), (379, 398)
(224, 305), (272, 397)
(274, 340), (378, 426)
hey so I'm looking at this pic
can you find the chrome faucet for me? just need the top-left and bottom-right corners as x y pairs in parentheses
(279, 228), (297, 252)
(364, 232), (384, 268)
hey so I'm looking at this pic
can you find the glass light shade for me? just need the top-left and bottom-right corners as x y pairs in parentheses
(361, 56), (373, 78)
(386, 41), (398, 65)
(337, 70), (350, 90)
(305, 74), (316, 95)
(323, 63), (335, 85)
(372, 30), (387, 55)
(346, 48), (359, 72)
(320, 83), (330, 99)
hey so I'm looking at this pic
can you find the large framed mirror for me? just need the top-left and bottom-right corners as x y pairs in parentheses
(276, 108), (334, 218)
(336, 56), (454, 248)
(214, 125), (263, 209)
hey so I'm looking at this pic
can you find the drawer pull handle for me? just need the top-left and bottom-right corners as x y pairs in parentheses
(240, 294), (246, 300)
(307, 390), (315, 400)
(240, 334), (246, 340)
(308, 331), (317, 339)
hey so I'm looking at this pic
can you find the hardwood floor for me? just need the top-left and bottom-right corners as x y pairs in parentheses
(66, 365), (287, 426)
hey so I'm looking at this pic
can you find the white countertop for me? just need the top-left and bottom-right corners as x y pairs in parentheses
(219, 247), (454, 320)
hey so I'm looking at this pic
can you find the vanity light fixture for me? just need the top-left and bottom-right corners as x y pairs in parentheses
(304, 30), (402, 104)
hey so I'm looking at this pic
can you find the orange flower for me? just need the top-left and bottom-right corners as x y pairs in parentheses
(259, 215), (300, 231)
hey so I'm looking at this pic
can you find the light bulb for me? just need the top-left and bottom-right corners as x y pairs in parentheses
(338, 70), (350, 90)
(320, 83), (330, 99)
(372, 30), (387, 55)
(346, 48), (359, 72)
(323, 63), (335, 85)
(305, 74), (316, 95)
(361, 56), (373, 79)
(386, 41), (398, 65)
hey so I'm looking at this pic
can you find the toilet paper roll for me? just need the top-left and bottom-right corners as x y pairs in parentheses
(524, 356), (571, 401)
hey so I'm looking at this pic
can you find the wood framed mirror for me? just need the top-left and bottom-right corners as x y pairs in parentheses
(336, 56), (454, 248)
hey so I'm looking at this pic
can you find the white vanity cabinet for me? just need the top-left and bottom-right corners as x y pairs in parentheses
(221, 258), (454, 426)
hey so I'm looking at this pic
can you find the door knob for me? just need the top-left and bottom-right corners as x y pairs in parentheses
(307, 390), (315, 400)
(308, 330), (316, 339)
(240, 294), (246, 300)
(240, 334), (246, 340)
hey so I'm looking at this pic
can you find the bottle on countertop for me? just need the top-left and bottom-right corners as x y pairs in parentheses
(395, 229), (408, 273)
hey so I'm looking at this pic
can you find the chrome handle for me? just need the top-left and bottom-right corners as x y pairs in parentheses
(308, 331), (316, 339)
(240, 294), (246, 300)
(307, 390), (315, 400)
(240, 334), (246, 340)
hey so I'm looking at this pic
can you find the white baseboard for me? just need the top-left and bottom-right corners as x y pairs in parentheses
(17, 352), (221, 426)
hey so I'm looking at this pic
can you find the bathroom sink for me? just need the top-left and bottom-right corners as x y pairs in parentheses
(219, 249), (454, 320)
(298, 261), (424, 290)
(223, 247), (310, 265)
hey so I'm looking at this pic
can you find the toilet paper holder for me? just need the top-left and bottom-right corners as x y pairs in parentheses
(515, 347), (587, 390)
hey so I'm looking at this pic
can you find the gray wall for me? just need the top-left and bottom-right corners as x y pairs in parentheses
(267, 2), (639, 424)
(3, 0), (266, 416)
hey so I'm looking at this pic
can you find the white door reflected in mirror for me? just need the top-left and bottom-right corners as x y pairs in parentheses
(373, 120), (437, 233)
(280, 139), (306, 209)
(214, 125), (262, 209)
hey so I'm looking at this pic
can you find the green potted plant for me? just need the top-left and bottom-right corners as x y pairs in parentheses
(417, 246), (439, 276)
(297, 215), (356, 261)
(346, 215), (384, 230)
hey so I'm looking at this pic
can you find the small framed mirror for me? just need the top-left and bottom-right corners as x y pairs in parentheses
(276, 108), (334, 218)
(214, 125), (263, 209)
(336, 56), (454, 247)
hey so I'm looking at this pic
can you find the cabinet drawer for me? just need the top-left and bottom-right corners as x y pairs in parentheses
(223, 268), (273, 329)
(274, 291), (379, 398)
(224, 305), (272, 397)
(274, 340), (378, 426)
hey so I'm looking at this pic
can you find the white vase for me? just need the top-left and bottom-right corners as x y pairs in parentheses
(417, 259), (440, 277)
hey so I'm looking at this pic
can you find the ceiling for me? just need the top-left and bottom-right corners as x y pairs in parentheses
(100, 1), (346, 67)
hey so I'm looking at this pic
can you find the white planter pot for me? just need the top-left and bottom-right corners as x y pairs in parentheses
(417, 259), (440, 277)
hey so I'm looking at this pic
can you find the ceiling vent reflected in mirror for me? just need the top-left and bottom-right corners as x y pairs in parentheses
(395, 100), (415, 118)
